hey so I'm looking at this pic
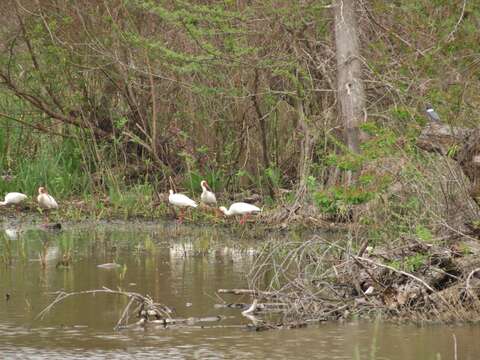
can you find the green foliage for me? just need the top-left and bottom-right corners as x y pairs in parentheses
(182, 167), (224, 194)
(109, 184), (155, 218)
(415, 225), (433, 242)
(313, 185), (374, 215)
(264, 166), (282, 189)
(0, 131), (89, 198)
(389, 253), (429, 273)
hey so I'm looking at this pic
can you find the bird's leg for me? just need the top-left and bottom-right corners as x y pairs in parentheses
(44, 210), (49, 225)
(177, 208), (185, 224)
(244, 214), (251, 224)
(239, 214), (248, 225)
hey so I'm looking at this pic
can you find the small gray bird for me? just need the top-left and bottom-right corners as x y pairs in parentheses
(425, 104), (441, 123)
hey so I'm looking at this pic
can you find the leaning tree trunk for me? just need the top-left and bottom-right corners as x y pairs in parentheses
(334, 0), (366, 184)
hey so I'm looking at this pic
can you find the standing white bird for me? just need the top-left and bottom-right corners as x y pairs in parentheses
(37, 187), (58, 223)
(0, 192), (27, 214)
(219, 202), (261, 224)
(168, 189), (197, 223)
(4, 228), (18, 240)
(200, 180), (217, 206)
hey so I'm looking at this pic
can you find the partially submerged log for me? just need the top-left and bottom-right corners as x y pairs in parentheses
(217, 288), (279, 298)
(214, 302), (287, 312)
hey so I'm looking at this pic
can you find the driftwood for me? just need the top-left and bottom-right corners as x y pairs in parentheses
(217, 288), (279, 298)
(37, 287), (173, 330)
(144, 315), (229, 328)
(37, 287), (295, 332)
(36, 287), (293, 332)
(214, 302), (287, 313)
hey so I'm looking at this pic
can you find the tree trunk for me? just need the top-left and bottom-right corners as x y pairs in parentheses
(295, 98), (314, 199)
(334, 0), (366, 183)
(253, 69), (275, 199)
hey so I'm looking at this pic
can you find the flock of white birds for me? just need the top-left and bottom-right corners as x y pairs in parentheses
(0, 180), (261, 224)
(169, 180), (261, 224)
(0, 187), (58, 223)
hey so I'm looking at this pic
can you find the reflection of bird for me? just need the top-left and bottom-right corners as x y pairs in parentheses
(168, 189), (197, 223)
(200, 180), (217, 206)
(242, 299), (258, 315)
(425, 104), (441, 123)
(219, 202), (261, 224)
(0, 192), (27, 211)
(37, 187), (58, 223)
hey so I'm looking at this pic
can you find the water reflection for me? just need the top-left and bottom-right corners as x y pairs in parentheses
(0, 222), (479, 359)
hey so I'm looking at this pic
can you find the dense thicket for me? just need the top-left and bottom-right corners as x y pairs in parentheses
(0, 0), (479, 207)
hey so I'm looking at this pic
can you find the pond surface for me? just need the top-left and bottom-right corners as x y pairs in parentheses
(0, 221), (479, 359)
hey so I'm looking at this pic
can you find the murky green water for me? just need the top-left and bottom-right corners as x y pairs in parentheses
(0, 221), (479, 359)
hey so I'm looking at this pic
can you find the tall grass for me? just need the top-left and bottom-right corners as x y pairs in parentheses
(0, 124), (91, 199)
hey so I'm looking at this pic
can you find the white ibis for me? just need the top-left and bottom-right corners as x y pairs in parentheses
(200, 180), (217, 206)
(37, 187), (58, 223)
(0, 192), (27, 214)
(219, 202), (261, 224)
(168, 189), (197, 223)
(4, 228), (18, 240)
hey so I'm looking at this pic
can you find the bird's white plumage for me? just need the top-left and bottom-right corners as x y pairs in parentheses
(219, 202), (261, 216)
(4, 228), (18, 240)
(169, 189), (198, 208)
(0, 192), (27, 206)
(200, 180), (217, 205)
(37, 191), (58, 209)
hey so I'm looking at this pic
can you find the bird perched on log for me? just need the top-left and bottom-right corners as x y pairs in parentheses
(425, 104), (441, 123)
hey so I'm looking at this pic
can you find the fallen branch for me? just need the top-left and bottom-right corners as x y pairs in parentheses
(37, 287), (172, 330)
(215, 302), (287, 311)
(466, 268), (480, 298)
(217, 288), (278, 298)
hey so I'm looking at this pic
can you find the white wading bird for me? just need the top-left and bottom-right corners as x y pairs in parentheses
(4, 228), (19, 240)
(200, 180), (217, 206)
(168, 189), (198, 223)
(219, 202), (261, 224)
(37, 187), (58, 223)
(0, 192), (27, 214)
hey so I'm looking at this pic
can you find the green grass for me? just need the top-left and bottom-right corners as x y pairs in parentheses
(0, 131), (90, 199)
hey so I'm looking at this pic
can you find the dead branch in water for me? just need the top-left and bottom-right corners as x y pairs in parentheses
(217, 288), (279, 298)
(217, 288), (258, 295)
(37, 287), (172, 330)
